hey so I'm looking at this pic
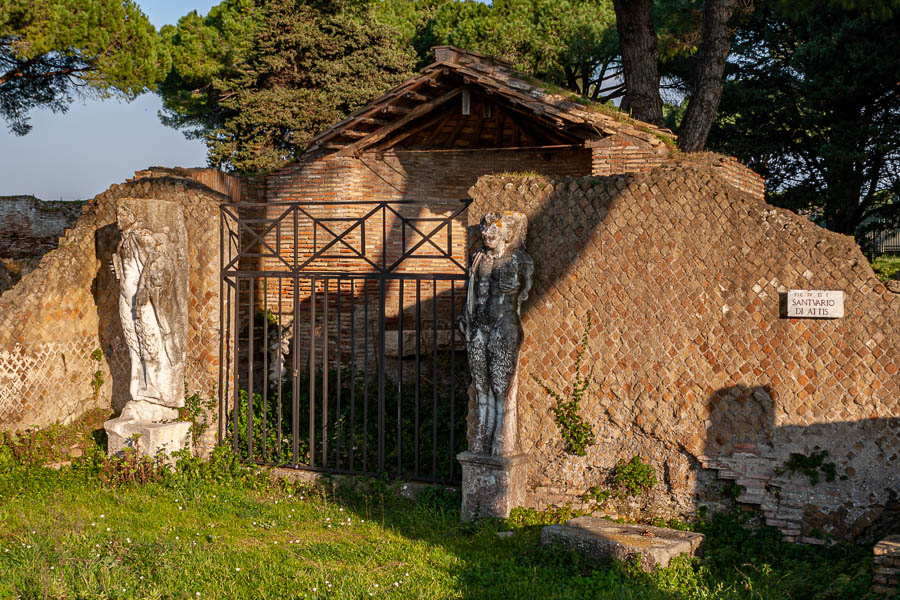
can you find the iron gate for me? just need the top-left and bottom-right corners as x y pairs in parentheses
(218, 199), (470, 484)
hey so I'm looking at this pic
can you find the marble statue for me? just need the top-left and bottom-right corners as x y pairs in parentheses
(112, 199), (189, 422)
(459, 211), (533, 456)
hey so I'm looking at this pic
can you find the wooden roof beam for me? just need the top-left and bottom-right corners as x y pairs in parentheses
(500, 107), (582, 146)
(339, 129), (367, 140)
(404, 91), (428, 102)
(339, 88), (464, 156)
(368, 110), (454, 153)
(357, 117), (388, 127)
(381, 105), (411, 116)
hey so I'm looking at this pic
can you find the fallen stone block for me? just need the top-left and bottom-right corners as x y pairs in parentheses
(541, 517), (705, 572)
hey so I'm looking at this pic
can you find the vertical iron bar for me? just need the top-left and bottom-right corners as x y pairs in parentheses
(449, 281), (456, 482)
(309, 277), (316, 468)
(397, 279), (403, 476)
(350, 278), (356, 472)
(378, 279), (386, 473)
(293, 205), (299, 273)
(336, 278), (342, 471)
(247, 278), (255, 458)
(322, 278), (329, 467)
(292, 207), (299, 465)
(432, 278), (438, 479)
(277, 277), (283, 463)
(291, 275), (300, 464)
(218, 208), (225, 443)
(232, 278), (240, 454)
(363, 280), (369, 473)
(262, 279), (268, 460)
(415, 280), (421, 478)
(381, 205), (387, 271)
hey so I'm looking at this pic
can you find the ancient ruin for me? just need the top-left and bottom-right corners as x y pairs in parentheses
(104, 199), (191, 458)
(0, 47), (895, 545)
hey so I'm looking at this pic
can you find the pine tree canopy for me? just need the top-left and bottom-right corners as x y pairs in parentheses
(0, 0), (163, 135)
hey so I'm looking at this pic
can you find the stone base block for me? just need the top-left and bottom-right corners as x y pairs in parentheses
(541, 517), (705, 572)
(458, 451), (528, 521)
(104, 417), (192, 461)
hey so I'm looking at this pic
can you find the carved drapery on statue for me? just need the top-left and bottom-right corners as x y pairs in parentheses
(459, 211), (533, 456)
(112, 199), (189, 422)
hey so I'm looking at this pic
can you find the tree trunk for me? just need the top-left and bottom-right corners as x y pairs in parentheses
(677, 0), (739, 152)
(612, 0), (664, 127)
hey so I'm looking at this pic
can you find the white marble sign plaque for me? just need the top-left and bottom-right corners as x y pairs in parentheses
(786, 290), (844, 318)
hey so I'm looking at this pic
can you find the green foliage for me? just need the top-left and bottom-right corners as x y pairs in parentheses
(534, 315), (596, 456)
(89, 348), (104, 398)
(159, 0), (415, 172)
(776, 449), (838, 486)
(721, 481), (745, 501)
(227, 356), (468, 480)
(582, 485), (612, 505)
(0, 0), (164, 135)
(378, 0), (622, 102)
(505, 505), (589, 528)
(871, 255), (900, 282)
(708, 4), (900, 237)
(0, 408), (109, 467)
(180, 385), (218, 446)
(614, 455), (657, 497)
(0, 443), (880, 599)
(474, 0), (620, 101)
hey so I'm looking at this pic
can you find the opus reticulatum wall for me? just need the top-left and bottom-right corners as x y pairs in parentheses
(0, 173), (227, 452)
(468, 156), (899, 541)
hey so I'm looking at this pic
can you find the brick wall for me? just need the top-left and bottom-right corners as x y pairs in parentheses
(468, 155), (899, 541)
(588, 134), (670, 177)
(0, 196), (83, 259)
(238, 147), (593, 355)
(0, 175), (227, 450)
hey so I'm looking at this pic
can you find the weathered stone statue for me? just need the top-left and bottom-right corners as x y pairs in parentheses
(104, 199), (191, 458)
(459, 211), (533, 456)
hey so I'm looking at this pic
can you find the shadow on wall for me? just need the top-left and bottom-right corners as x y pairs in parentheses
(92, 222), (130, 414)
(704, 384), (775, 453)
(705, 384), (900, 540)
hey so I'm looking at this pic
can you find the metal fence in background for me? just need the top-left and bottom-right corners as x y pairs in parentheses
(218, 200), (470, 484)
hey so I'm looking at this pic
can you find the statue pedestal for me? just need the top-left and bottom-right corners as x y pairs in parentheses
(104, 417), (192, 461)
(457, 451), (529, 521)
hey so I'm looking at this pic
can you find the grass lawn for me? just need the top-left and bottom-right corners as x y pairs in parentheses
(0, 444), (887, 600)
(870, 255), (900, 282)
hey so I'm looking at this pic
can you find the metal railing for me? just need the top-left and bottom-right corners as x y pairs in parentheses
(219, 200), (470, 484)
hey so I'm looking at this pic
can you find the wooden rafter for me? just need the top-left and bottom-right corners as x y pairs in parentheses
(338, 88), (464, 156)
(502, 107), (584, 145)
(305, 48), (675, 158)
(369, 110), (455, 152)
(381, 105), (411, 116)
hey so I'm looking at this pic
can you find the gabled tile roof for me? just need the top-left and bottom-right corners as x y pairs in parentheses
(304, 46), (675, 158)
